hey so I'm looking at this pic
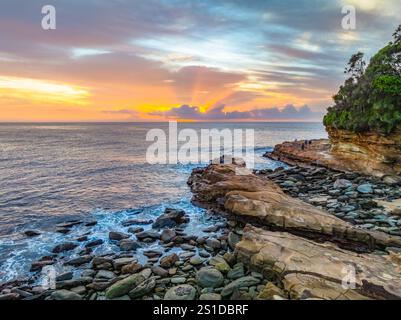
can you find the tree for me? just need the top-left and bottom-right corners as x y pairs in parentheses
(344, 52), (366, 81)
(393, 24), (401, 44)
(324, 25), (401, 135)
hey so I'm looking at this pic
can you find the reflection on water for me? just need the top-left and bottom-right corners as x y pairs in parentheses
(0, 122), (326, 281)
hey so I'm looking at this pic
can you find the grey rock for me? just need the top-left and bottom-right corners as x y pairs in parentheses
(228, 231), (241, 250)
(333, 179), (352, 189)
(152, 208), (187, 229)
(51, 290), (82, 300)
(206, 238), (221, 250)
(221, 276), (260, 296)
(196, 267), (224, 288)
(161, 229), (176, 242)
(199, 293), (222, 300)
(227, 263), (245, 280)
(357, 184), (373, 194)
(52, 242), (78, 253)
(109, 231), (130, 241)
(119, 239), (141, 251)
(164, 284), (196, 300)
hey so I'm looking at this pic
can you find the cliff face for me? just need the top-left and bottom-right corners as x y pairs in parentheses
(327, 126), (401, 177)
(266, 127), (401, 179)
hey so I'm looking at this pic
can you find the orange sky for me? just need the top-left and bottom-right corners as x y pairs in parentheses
(0, 0), (399, 122)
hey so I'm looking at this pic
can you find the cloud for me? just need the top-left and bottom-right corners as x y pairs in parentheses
(151, 104), (324, 121)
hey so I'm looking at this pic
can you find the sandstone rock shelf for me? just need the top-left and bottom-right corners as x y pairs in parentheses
(236, 225), (401, 300)
(188, 163), (401, 251)
(188, 162), (401, 300)
(265, 127), (401, 179)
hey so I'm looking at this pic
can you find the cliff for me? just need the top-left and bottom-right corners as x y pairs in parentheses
(266, 127), (401, 180)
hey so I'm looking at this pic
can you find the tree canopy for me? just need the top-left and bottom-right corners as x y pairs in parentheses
(324, 25), (401, 135)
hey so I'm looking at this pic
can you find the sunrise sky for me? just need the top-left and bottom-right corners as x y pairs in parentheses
(0, 0), (400, 122)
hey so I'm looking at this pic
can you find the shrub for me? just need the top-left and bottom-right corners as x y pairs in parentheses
(324, 25), (401, 136)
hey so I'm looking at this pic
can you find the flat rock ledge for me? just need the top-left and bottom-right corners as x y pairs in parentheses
(236, 225), (401, 300)
(189, 163), (401, 300)
(265, 135), (401, 180)
(188, 163), (401, 251)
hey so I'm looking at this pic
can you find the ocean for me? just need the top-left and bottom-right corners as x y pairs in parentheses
(0, 122), (326, 281)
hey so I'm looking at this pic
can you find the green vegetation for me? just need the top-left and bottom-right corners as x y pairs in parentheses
(324, 25), (401, 135)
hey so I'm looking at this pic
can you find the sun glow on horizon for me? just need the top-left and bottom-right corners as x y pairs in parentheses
(0, 76), (90, 105)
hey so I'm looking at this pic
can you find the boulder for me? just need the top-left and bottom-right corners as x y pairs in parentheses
(160, 229), (176, 242)
(109, 231), (130, 241)
(119, 239), (141, 251)
(160, 254), (179, 268)
(129, 277), (156, 299)
(152, 208), (187, 229)
(164, 284), (196, 300)
(52, 242), (78, 253)
(105, 269), (151, 299)
(196, 267), (224, 288)
(221, 276), (260, 297)
(24, 230), (41, 237)
(51, 290), (82, 300)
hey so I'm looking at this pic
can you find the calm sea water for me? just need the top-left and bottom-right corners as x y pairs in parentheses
(0, 122), (326, 281)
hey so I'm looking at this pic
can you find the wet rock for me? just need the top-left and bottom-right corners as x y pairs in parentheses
(228, 231), (241, 250)
(119, 239), (141, 251)
(30, 260), (54, 272)
(51, 290), (82, 300)
(52, 242), (78, 253)
(105, 269), (151, 299)
(256, 283), (284, 300)
(164, 284), (196, 300)
(143, 250), (163, 258)
(152, 208), (187, 229)
(160, 254), (179, 268)
(136, 230), (160, 241)
(56, 272), (73, 282)
(209, 256), (231, 273)
(129, 276), (156, 299)
(227, 263), (245, 280)
(122, 219), (153, 227)
(96, 270), (116, 280)
(161, 229), (176, 242)
(181, 244), (195, 251)
(206, 238), (221, 250)
(189, 256), (205, 266)
(109, 231), (130, 241)
(171, 277), (186, 284)
(151, 266), (168, 277)
(85, 239), (104, 248)
(0, 293), (20, 300)
(221, 276), (260, 297)
(56, 277), (92, 290)
(56, 220), (82, 228)
(92, 257), (113, 270)
(65, 255), (92, 266)
(85, 220), (97, 227)
(128, 227), (144, 234)
(121, 262), (143, 274)
(333, 179), (353, 189)
(24, 230), (41, 237)
(109, 257), (132, 270)
(357, 184), (373, 194)
(199, 293), (222, 300)
(196, 267), (224, 288)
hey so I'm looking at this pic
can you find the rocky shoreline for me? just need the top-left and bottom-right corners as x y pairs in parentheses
(2, 153), (401, 300)
(0, 205), (269, 301)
